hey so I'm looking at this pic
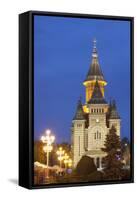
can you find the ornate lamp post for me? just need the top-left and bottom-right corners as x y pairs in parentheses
(41, 129), (55, 178)
(56, 147), (65, 169)
(63, 153), (69, 170)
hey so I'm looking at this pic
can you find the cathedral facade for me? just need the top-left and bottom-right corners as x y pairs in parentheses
(71, 40), (121, 169)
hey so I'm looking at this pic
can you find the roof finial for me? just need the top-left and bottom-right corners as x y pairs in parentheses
(92, 38), (97, 56)
(93, 38), (97, 49)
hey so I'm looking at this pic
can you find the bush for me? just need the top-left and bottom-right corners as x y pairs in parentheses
(87, 171), (103, 181)
(75, 156), (97, 176)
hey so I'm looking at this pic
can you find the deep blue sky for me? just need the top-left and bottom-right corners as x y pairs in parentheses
(34, 15), (131, 143)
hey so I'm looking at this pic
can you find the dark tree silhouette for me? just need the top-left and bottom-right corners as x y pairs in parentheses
(76, 156), (97, 176)
(102, 125), (123, 180)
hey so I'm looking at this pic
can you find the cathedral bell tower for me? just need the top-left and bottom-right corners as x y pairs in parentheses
(83, 39), (107, 113)
(71, 39), (121, 169)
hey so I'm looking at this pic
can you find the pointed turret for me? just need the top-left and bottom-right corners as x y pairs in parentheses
(109, 100), (120, 119)
(88, 80), (107, 104)
(73, 98), (85, 120)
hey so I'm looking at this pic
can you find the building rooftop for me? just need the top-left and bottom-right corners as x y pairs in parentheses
(84, 39), (106, 82)
(73, 99), (86, 120)
(109, 100), (120, 119)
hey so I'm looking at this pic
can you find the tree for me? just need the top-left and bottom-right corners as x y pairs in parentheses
(102, 125), (123, 180)
(75, 156), (97, 176)
(34, 141), (46, 164)
(121, 137), (130, 166)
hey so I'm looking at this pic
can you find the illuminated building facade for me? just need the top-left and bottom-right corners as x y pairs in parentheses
(71, 39), (121, 169)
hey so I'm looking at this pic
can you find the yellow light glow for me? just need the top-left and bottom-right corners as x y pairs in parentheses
(83, 80), (107, 86)
(43, 145), (53, 152)
(68, 159), (72, 167)
(83, 105), (89, 113)
(57, 147), (65, 155)
(83, 79), (107, 102)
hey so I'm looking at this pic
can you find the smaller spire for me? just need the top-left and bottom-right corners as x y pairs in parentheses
(73, 98), (85, 120)
(79, 96), (82, 102)
(109, 98), (112, 108)
(88, 80), (107, 104)
(112, 100), (116, 109)
(109, 100), (120, 119)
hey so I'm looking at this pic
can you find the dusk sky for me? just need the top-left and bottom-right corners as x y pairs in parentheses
(34, 15), (131, 143)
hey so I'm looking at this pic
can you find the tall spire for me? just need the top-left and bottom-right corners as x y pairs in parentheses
(83, 39), (107, 103)
(84, 39), (105, 82)
(88, 80), (107, 104)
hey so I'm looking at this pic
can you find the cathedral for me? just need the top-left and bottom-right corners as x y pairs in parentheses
(71, 39), (121, 169)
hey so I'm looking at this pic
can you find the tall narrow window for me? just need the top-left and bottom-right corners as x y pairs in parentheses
(97, 130), (99, 139)
(94, 133), (96, 139)
(79, 136), (80, 156)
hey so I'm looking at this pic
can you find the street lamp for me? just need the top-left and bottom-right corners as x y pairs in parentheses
(63, 153), (69, 170)
(56, 147), (65, 169)
(68, 159), (72, 168)
(41, 129), (55, 178)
